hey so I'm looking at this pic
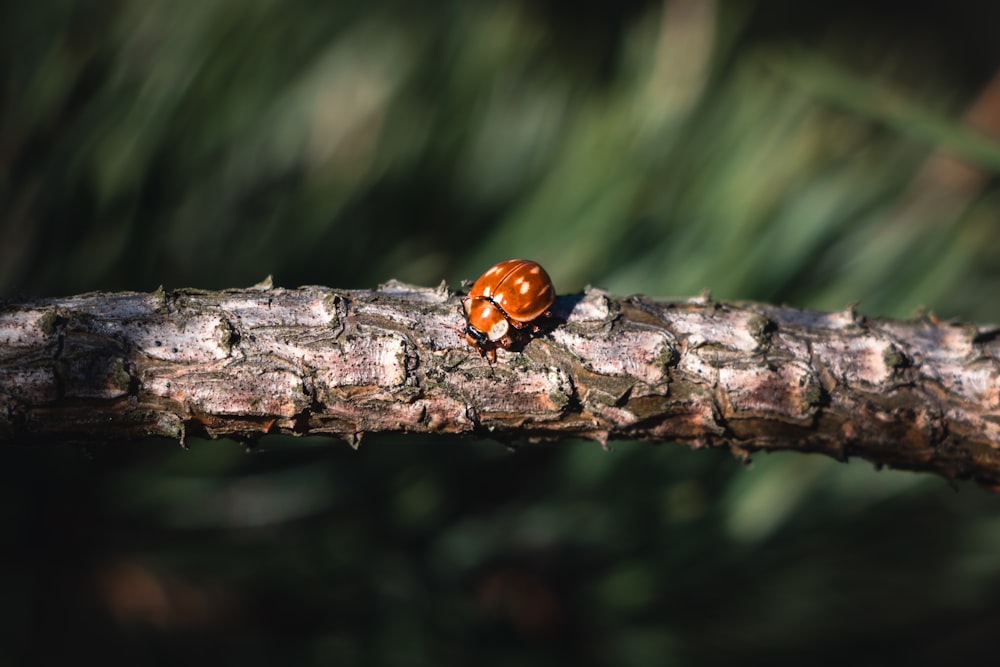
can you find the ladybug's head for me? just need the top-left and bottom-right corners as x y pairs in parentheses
(463, 296), (510, 343)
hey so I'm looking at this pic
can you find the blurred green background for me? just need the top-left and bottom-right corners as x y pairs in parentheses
(4, 0), (1000, 664)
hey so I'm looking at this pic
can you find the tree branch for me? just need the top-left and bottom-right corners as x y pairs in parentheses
(2, 281), (999, 485)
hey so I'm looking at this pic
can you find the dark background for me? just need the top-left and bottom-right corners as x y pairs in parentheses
(3, 1), (1000, 664)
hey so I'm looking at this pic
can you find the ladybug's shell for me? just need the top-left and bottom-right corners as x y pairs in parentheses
(466, 259), (555, 323)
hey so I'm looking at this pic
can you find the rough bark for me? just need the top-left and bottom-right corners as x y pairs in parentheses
(2, 281), (999, 485)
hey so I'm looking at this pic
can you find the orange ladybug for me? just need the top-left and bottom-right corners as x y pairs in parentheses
(462, 259), (555, 362)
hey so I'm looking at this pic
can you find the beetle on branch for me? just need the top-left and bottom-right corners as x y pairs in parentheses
(1, 274), (999, 488)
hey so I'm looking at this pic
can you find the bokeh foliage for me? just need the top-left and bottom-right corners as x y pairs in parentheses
(3, 0), (1000, 664)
